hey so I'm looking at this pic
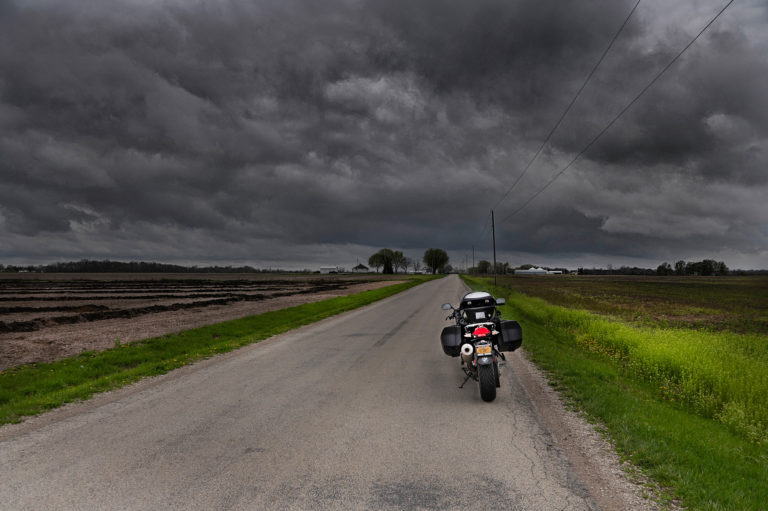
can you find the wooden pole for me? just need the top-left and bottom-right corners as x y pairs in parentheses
(492, 210), (497, 288)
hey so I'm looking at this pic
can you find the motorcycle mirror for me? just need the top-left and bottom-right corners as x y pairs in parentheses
(496, 298), (506, 306)
(441, 303), (453, 310)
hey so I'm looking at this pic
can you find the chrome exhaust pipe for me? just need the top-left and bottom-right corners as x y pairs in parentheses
(460, 343), (474, 365)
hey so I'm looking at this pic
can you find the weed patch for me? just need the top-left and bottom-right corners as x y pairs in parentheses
(493, 275), (768, 334)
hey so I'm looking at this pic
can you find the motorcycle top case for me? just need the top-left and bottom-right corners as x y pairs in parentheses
(440, 325), (462, 357)
(462, 306), (496, 323)
(498, 319), (522, 352)
(460, 292), (497, 323)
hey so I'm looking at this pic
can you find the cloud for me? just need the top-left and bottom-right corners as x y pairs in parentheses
(0, 0), (766, 269)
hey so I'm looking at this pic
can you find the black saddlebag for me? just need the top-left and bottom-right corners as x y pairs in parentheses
(498, 320), (522, 352)
(440, 325), (462, 357)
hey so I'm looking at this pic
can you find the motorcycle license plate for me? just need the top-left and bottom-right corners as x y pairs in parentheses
(476, 345), (492, 355)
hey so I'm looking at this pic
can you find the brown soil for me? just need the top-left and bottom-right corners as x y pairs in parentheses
(0, 277), (403, 371)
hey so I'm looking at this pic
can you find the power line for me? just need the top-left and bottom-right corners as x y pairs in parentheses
(474, 210), (493, 249)
(501, 0), (736, 223)
(476, 0), (640, 245)
(493, 0), (641, 211)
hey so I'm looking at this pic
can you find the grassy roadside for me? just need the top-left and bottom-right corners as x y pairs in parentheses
(463, 276), (768, 511)
(0, 276), (437, 426)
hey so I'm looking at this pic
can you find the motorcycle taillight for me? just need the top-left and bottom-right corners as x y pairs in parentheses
(472, 326), (491, 337)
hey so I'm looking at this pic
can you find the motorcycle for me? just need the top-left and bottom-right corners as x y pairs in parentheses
(440, 291), (522, 402)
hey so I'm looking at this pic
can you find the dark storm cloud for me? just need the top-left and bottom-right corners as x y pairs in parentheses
(0, 0), (766, 268)
(568, 28), (768, 186)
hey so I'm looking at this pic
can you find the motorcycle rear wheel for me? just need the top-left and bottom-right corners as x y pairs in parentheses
(478, 364), (497, 402)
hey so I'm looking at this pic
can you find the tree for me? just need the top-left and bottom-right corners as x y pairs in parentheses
(369, 249), (396, 274)
(715, 261), (729, 276)
(423, 248), (449, 275)
(701, 259), (717, 276)
(477, 260), (491, 274)
(392, 250), (407, 274)
(382, 250), (395, 274)
(368, 254), (382, 273)
(676, 259), (729, 276)
(656, 262), (673, 276)
(413, 260), (422, 273)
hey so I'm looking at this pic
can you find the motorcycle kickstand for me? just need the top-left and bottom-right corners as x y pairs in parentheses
(458, 369), (473, 389)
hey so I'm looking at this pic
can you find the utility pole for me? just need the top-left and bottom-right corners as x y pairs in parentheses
(472, 245), (475, 273)
(492, 210), (497, 288)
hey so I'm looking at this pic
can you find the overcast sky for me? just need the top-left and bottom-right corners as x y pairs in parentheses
(1, 0), (766, 270)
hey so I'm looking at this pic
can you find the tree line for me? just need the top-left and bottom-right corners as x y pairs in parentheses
(468, 261), (510, 275)
(368, 248), (449, 274)
(656, 259), (729, 276)
(578, 266), (655, 276)
(578, 259), (733, 276)
(0, 260), (262, 273)
(3, 256), (759, 276)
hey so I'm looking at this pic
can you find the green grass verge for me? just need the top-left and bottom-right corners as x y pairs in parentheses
(463, 276), (768, 511)
(0, 277), (436, 426)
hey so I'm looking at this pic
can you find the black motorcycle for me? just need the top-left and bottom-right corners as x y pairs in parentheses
(440, 291), (522, 402)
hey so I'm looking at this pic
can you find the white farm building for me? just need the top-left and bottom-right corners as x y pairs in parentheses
(514, 267), (562, 275)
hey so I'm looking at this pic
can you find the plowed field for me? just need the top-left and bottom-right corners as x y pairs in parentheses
(0, 274), (401, 370)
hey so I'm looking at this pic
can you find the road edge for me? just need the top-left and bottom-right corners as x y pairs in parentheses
(456, 277), (663, 511)
(509, 348), (665, 511)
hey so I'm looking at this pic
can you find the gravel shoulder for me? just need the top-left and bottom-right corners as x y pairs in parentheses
(509, 348), (671, 511)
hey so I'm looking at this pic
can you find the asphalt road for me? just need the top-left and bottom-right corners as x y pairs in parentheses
(0, 275), (597, 510)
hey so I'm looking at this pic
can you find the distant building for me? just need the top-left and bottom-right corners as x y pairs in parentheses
(515, 267), (561, 275)
(352, 263), (369, 273)
(319, 266), (342, 274)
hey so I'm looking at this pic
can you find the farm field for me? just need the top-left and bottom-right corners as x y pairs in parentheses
(0, 273), (403, 371)
(498, 274), (768, 334)
(487, 274), (768, 440)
